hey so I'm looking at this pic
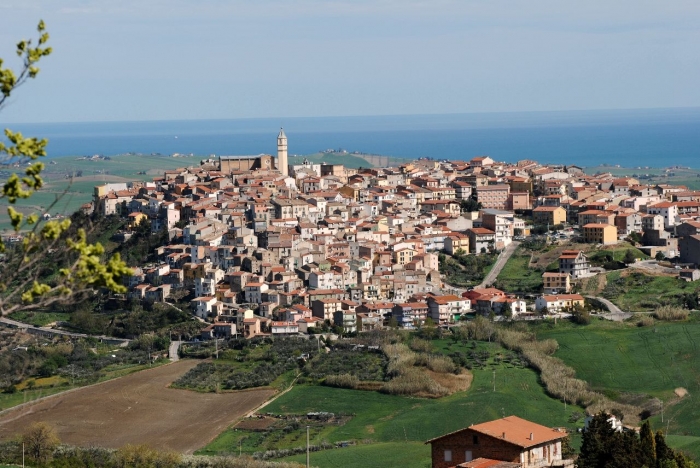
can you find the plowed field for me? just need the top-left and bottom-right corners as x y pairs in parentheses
(0, 360), (274, 454)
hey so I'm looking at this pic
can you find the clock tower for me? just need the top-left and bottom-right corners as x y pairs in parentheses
(277, 128), (288, 176)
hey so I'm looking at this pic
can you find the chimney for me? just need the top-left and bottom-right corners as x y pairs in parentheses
(502, 432), (506, 439)
(530, 433), (534, 440)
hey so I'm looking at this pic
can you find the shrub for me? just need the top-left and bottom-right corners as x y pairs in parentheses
(425, 355), (457, 374)
(380, 367), (448, 397)
(409, 338), (434, 353)
(654, 305), (689, 321)
(637, 316), (655, 327)
(323, 373), (359, 389)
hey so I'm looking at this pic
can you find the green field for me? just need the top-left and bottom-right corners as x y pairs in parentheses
(281, 442), (430, 468)
(495, 253), (543, 293)
(200, 338), (584, 467)
(535, 318), (700, 459)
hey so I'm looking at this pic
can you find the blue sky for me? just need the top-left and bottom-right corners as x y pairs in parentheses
(1, 0), (699, 123)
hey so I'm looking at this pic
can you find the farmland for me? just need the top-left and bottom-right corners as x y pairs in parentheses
(0, 359), (274, 454)
(534, 317), (700, 459)
(0, 154), (199, 229)
(200, 338), (584, 467)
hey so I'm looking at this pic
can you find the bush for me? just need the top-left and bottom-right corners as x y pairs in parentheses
(323, 373), (359, 389)
(303, 349), (386, 382)
(425, 355), (457, 374)
(380, 367), (448, 397)
(637, 316), (655, 327)
(409, 338), (434, 353)
(653, 305), (689, 321)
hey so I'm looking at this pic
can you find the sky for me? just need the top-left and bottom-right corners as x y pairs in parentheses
(0, 0), (699, 123)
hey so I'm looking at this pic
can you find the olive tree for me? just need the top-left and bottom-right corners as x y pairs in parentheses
(0, 21), (130, 316)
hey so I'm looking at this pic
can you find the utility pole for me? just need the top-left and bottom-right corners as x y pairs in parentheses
(493, 370), (496, 392)
(22, 442), (25, 468)
(306, 425), (310, 468)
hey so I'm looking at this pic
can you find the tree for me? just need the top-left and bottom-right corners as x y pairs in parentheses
(0, 22), (130, 317)
(577, 412), (617, 468)
(623, 249), (637, 265)
(22, 422), (60, 464)
(460, 198), (482, 213)
(639, 420), (656, 468)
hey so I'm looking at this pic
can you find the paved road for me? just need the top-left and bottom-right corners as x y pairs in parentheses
(477, 241), (520, 289)
(585, 296), (632, 321)
(629, 260), (679, 275)
(169, 340), (181, 361)
(0, 316), (130, 346)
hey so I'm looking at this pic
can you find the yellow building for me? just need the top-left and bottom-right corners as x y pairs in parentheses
(127, 212), (148, 230)
(582, 223), (618, 245)
(532, 206), (567, 226)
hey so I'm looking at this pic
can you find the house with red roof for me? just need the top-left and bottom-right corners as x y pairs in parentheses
(426, 415), (573, 468)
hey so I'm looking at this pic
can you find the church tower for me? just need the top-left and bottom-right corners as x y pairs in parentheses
(277, 128), (288, 176)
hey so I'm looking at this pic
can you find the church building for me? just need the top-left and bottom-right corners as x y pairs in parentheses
(218, 128), (289, 175)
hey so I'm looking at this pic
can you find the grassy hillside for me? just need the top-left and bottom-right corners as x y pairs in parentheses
(535, 318), (700, 459)
(200, 338), (584, 467)
(602, 271), (699, 310)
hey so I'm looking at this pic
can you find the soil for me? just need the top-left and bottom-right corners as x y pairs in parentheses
(0, 359), (274, 454)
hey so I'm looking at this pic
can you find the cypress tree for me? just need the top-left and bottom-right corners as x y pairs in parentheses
(640, 420), (657, 467)
(656, 430), (676, 467)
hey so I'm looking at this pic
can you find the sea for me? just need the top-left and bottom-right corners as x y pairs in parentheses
(3, 107), (700, 168)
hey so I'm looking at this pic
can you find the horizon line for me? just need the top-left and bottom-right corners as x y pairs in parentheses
(4, 105), (700, 127)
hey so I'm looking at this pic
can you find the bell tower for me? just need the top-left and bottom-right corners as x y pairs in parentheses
(277, 128), (288, 176)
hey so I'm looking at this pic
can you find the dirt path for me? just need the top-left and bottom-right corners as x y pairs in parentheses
(0, 360), (274, 454)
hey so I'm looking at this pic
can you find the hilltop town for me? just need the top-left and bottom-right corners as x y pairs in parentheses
(2, 130), (700, 468)
(83, 129), (700, 336)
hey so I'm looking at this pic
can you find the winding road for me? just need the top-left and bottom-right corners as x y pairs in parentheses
(585, 296), (632, 321)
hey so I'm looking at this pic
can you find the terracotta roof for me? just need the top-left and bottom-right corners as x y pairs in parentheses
(426, 415), (567, 448)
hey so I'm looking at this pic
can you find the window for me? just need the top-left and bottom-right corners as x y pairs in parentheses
(473, 435), (479, 445)
(465, 450), (473, 462)
(444, 450), (452, 462)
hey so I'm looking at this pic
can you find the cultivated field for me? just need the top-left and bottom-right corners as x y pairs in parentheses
(0, 359), (275, 454)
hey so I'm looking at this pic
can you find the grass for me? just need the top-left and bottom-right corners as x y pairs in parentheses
(199, 339), (584, 467)
(588, 245), (649, 266)
(602, 271), (698, 310)
(495, 253), (543, 293)
(7, 311), (70, 327)
(0, 385), (76, 412)
(280, 442), (430, 468)
(534, 318), (700, 452)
